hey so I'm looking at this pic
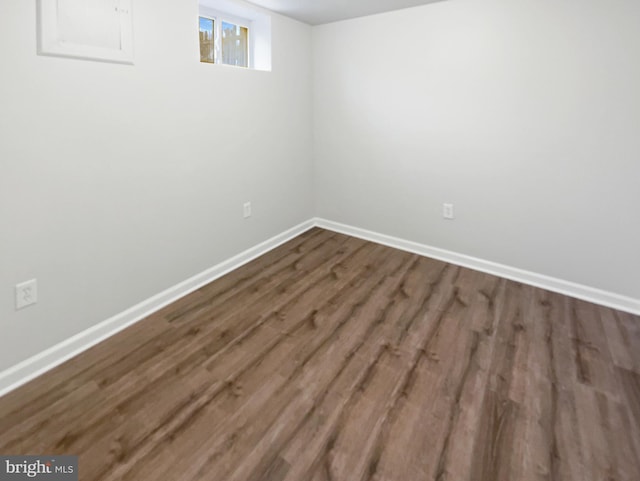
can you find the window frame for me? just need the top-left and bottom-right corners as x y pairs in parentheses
(198, 10), (251, 68)
(198, 15), (215, 64)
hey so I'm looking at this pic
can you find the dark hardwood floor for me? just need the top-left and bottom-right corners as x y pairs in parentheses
(1, 227), (639, 480)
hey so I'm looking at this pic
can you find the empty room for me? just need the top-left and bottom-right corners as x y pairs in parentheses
(1, 0), (639, 479)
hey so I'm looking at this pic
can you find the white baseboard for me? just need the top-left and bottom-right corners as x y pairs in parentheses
(0, 219), (315, 398)
(315, 218), (640, 316)
(2, 216), (638, 398)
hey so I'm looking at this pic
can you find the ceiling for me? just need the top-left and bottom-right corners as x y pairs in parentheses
(245, 0), (445, 26)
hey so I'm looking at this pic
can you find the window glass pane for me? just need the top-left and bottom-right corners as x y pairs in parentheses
(222, 21), (248, 67)
(199, 17), (214, 63)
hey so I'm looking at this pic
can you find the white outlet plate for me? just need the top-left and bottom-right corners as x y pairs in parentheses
(443, 203), (454, 220)
(243, 202), (252, 219)
(16, 279), (38, 310)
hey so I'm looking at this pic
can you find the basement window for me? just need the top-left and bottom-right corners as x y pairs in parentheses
(198, 0), (271, 71)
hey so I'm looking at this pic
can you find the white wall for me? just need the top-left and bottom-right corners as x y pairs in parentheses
(313, 0), (640, 299)
(0, 0), (313, 370)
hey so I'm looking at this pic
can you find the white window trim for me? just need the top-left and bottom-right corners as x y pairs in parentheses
(199, 7), (252, 69)
(198, 0), (271, 72)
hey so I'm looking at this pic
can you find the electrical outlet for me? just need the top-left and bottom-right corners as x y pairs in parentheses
(443, 203), (454, 220)
(16, 279), (37, 310)
(243, 202), (252, 219)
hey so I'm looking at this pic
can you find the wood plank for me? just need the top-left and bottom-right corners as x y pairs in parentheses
(569, 298), (619, 397)
(601, 308), (640, 374)
(616, 367), (640, 464)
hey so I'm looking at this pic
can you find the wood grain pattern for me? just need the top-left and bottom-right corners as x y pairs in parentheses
(0, 227), (639, 481)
